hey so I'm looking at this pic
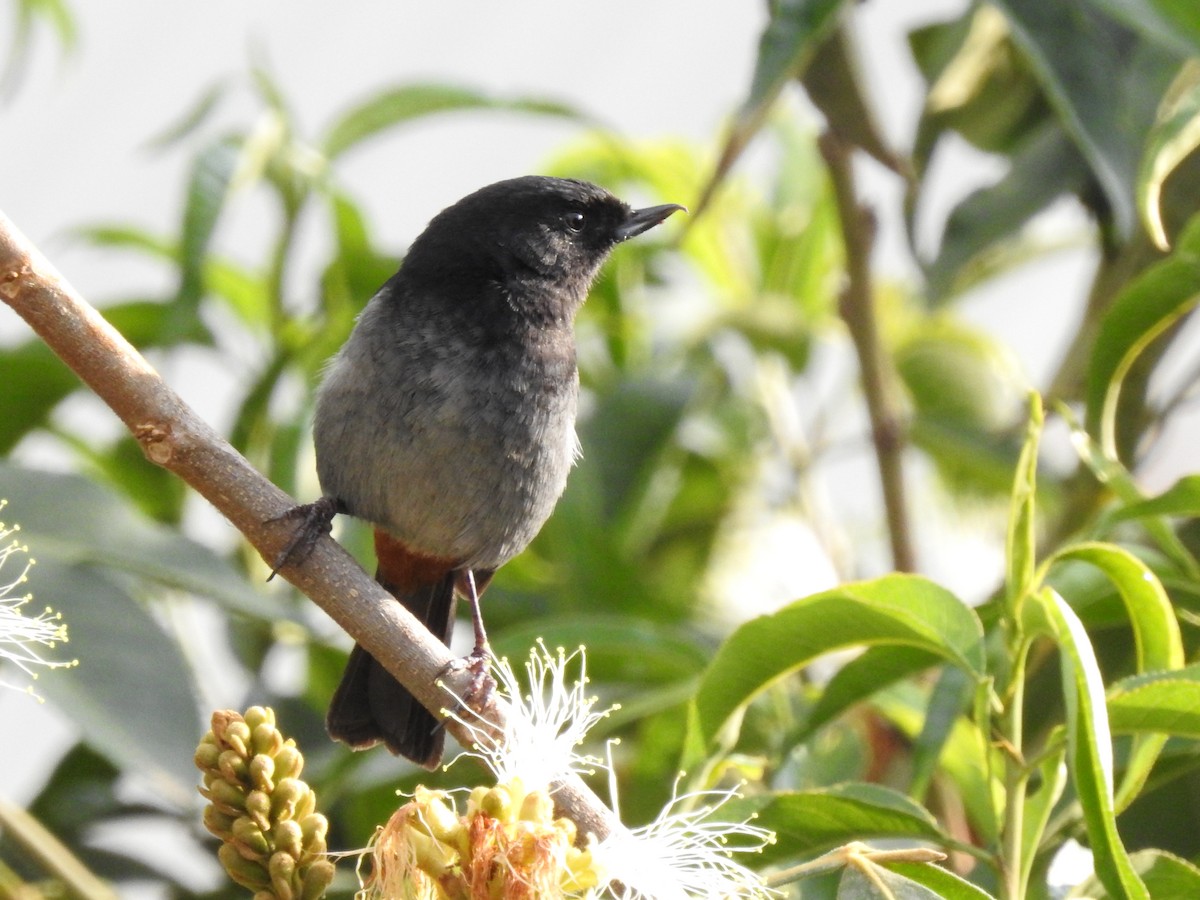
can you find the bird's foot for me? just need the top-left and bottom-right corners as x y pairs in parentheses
(266, 495), (339, 580)
(442, 646), (499, 736)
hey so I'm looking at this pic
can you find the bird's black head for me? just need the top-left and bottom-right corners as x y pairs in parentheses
(398, 176), (684, 327)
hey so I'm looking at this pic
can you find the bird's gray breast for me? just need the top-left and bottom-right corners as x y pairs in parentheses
(312, 297), (579, 570)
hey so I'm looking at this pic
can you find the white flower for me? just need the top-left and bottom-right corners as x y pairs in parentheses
(445, 640), (616, 790)
(595, 776), (776, 900)
(0, 507), (74, 693)
(443, 643), (776, 900)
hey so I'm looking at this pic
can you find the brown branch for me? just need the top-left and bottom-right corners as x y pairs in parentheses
(0, 208), (618, 843)
(819, 130), (916, 573)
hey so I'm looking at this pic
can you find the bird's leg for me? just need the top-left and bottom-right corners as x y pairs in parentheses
(464, 569), (490, 659)
(266, 495), (340, 580)
(447, 568), (496, 716)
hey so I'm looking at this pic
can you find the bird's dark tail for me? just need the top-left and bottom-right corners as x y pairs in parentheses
(325, 531), (457, 769)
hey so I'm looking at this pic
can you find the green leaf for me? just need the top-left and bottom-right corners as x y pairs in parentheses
(1108, 474), (1200, 522)
(908, 666), (974, 802)
(1085, 214), (1200, 450)
(694, 574), (985, 746)
(993, 0), (1183, 238)
(24, 560), (200, 807)
(0, 464), (291, 622)
(837, 861), (946, 899)
(882, 861), (998, 900)
(1138, 62), (1200, 250)
(1023, 589), (1149, 900)
(1087, 0), (1200, 57)
(734, 784), (949, 863)
(695, 0), (845, 216)
(923, 123), (1087, 303)
(322, 83), (587, 160)
(1047, 543), (1183, 673)
(806, 645), (942, 737)
(0, 340), (81, 453)
(1108, 665), (1200, 738)
(1075, 848), (1200, 900)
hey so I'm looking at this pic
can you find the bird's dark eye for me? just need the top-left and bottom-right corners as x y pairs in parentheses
(565, 211), (585, 233)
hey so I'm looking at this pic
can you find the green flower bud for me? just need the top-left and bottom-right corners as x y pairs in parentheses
(272, 819), (303, 859)
(246, 789), (272, 831)
(197, 707), (334, 898)
(218, 843), (270, 891)
(252, 721), (283, 757)
(194, 740), (221, 772)
(244, 705), (274, 731)
(519, 789), (554, 824)
(268, 851), (297, 900)
(249, 754), (275, 793)
(272, 744), (303, 781)
(480, 785), (513, 821)
(300, 813), (329, 854)
(219, 749), (249, 783)
(300, 860), (336, 900)
(202, 806), (237, 840)
(231, 817), (271, 860)
(207, 779), (247, 815)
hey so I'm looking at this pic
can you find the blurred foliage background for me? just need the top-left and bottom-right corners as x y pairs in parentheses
(4, 1), (1200, 898)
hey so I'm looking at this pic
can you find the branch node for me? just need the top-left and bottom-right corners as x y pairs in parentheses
(135, 422), (174, 465)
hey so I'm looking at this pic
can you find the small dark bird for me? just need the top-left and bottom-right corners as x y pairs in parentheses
(278, 176), (683, 768)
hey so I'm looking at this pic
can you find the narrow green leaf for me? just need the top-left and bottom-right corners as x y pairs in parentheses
(322, 84), (587, 160)
(993, 0), (1183, 238)
(144, 78), (228, 150)
(1047, 544), (1183, 673)
(1075, 848), (1200, 899)
(1046, 544), (1182, 811)
(694, 574), (984, 746)
(1138, 62), (1200, 250)
(694, 0), (845, 216)
(177, 135), (242, 309)
(1006, 392), (1042, 612)
(1108, 474), (1200, 522)
(1084, 213), (1200, 450)
(1108, 665), (1200, 738)
(1020, 744), (1068, 894)
(1024, 589), (1149, 900)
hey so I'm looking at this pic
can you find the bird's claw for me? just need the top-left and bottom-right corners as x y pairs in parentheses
(266, 496), (339, 580)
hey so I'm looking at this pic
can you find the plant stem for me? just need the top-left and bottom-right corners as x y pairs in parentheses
(1000, 638), (1030, 900)
(819, 130), (915, 573)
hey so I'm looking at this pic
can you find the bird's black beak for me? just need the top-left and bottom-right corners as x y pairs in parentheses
(615, 203), (687, 241)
